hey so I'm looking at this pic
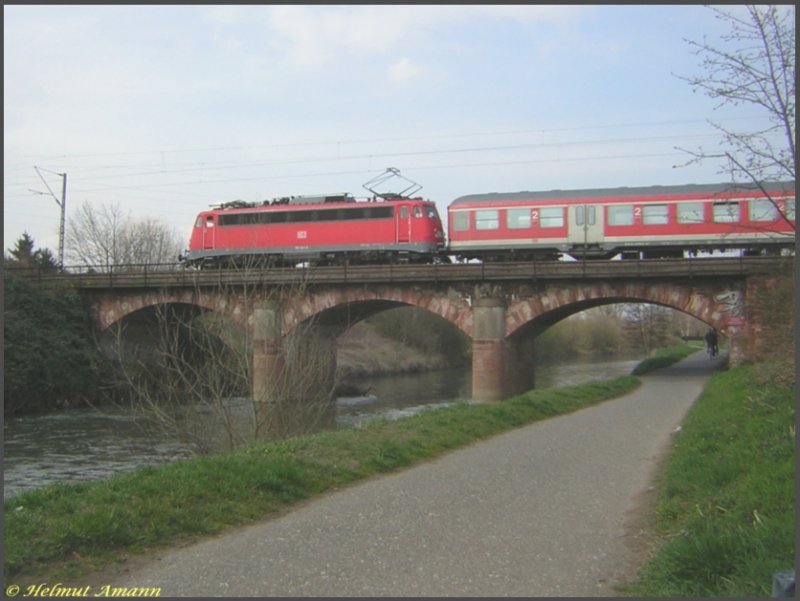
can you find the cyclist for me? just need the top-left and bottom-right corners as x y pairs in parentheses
(704, 328), (719, 357)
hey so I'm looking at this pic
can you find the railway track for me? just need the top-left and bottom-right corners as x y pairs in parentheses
(12, 256), (792, 290)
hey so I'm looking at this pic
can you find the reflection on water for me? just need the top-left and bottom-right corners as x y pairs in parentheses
(534, 356), (642, 389)
(336, 367), (472, 428)
(3, 408), (194, 499)
(4, 358), (639, 498)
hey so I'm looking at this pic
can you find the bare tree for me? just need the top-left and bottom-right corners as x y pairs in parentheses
(621, 303), (674, 355)
(104, 262), (337, 453)
(676, 5), (795, 228)
(67, 202), (185, 270)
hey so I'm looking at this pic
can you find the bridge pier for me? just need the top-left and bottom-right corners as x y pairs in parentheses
(471, 297), (538, 402)
(252, 302), (284, 438)
(472, 297), (507, 402)
(251, 303), (337, 439)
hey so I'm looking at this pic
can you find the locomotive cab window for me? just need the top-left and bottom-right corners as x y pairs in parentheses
(205, 216), (215, 228)
(195, 216), (203, 228)
(713, 201), (740, 223)
(414, 206), (422, 218)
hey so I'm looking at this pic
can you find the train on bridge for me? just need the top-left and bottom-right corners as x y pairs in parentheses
(179, 170), (794, 267)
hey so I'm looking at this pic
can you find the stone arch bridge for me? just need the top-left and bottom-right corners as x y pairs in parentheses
(75, 257), (786, 405)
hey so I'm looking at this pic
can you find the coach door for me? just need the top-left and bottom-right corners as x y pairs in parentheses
(203, 214), (216, 249)
(568, 205), (603, 249)
(396, 205), (411, 243)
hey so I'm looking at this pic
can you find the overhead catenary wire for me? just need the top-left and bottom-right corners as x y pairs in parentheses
(7, 115), (770, 162)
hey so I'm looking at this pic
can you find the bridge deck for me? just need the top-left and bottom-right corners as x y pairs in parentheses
(12, 256), (791, 290)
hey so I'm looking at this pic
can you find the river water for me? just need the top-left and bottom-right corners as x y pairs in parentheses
(3, 357), (641, 499)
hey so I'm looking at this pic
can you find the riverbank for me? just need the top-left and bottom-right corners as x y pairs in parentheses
(335, 322), (462, 382)
(1, 347), (695, 583)
(622, 362), (795, 597)
(5, 346), (793, 596)
(4, 376), (640, 583)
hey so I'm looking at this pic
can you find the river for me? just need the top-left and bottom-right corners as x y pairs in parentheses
(3, 357), (641, 499)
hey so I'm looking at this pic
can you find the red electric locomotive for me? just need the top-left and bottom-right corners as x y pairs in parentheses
(182, 191), (446, 268)
(448, 181), (795, 261)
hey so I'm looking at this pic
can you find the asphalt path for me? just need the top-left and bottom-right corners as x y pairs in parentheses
(114, 351), (724, 597)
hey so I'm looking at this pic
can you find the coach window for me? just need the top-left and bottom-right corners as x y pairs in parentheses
(453, 212), (469, 231)
(713, 201), (740, 223)
(540, 207), (564, 228)
(786, 198), (796, 220)
(677, 202), (704, 224)
(608, 205), (633, 226)
(749, 198), (779, 222)
(642, 204), (669, 225)
(475, 209), (499, 230)
(507, 208), (531, 229)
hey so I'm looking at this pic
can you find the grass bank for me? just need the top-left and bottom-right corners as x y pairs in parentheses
(4, 375), (639, 583)
(631, 343), (702, 375)
(625, 364), (795, 597)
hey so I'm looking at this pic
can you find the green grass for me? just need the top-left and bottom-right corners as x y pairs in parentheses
(7, 349), (791, 596)
(3, 375), (639, 582)
(625, 364), (795, 597)
(631, 343), (702, 375)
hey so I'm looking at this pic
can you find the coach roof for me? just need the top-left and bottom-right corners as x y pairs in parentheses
(450, 181), (796, 205)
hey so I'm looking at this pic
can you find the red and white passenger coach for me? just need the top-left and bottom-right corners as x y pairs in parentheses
(448, 182), (795, 261)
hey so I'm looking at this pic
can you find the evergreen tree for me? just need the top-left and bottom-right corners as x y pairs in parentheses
(5, 233), (60, 272)
(6, 232), (37, 266)
(3, 271), (107, 414)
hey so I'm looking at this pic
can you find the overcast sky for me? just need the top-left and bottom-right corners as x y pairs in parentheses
(3, 5), (782, 259)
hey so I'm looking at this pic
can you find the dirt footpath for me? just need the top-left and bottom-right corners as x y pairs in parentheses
(110, 352), (721, 597)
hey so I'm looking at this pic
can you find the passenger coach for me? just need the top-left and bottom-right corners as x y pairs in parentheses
(448, 182), (795, 261)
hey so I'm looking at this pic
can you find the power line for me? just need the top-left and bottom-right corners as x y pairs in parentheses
(5, 132), (720, 196)
(6, 115), (770, 161)
(29, 150), (689, 197)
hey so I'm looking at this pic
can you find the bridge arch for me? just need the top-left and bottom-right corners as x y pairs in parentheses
(281, 286), (474, 336)
(93, 289), (251, 331)
(505, 280), (743, 340)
